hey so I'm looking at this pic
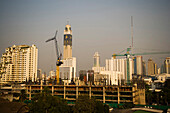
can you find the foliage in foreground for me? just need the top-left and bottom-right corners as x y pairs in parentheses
(29, 87), (70, 113)
(73, 95), (109, 113)
(28, 87), (109, 113)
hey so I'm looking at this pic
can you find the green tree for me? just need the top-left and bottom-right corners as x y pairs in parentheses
(29, 86), (70, 113)
(19, 89), (27, 102)
(73, 95), (108, 113)
(161, 79), (170, 105)
(145, 83), (153, 105)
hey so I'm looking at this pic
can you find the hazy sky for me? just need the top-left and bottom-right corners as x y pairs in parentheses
(0, 0), (170, 75)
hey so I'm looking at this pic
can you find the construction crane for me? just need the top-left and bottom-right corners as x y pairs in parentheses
(46, 30), (63, 84)
(112, 48), (170, 85)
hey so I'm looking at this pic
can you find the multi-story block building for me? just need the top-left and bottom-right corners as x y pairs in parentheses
(132, 56), (144, 75)
(148, 58), (157, 75)
(92, 52), (105, 73)
(164, 57), (170, 74)
(101, 57), (133, 85)
(0, 45), (38, 83)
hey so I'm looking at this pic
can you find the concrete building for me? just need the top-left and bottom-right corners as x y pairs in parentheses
(148, 58), (157, 75)
(92, 52), (105, 73)
(132, 56), (143, 75)
(87, 70), (94, 85)
(63, 24), (72, 60)
(60, 57), (76, 83)
(49, 70), (55, 79)
(37, 69), (42, 81)
(26, 84), (145, 105)
(136, 56), (143, 75)
(60, 24), (76, 84)
(79, 70), (87, 81)
(102, 57), (133, 85)
(164, 57), (170, 74)
(0, 45), (38, 83)
(142, 60), (146, 75)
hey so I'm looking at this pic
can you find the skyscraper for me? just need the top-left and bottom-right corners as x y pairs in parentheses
(148, 58), (157, 75)
(136, 56), (143, 75)
(92, 52), (105, 73)
(0, 45), (38, 83)
(63, 24), (72, 60)
(164, 57), (170, 74)
(93, 52), (100, 67)
(60, 24), (76, 83)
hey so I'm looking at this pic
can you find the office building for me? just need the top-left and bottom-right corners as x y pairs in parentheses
(92, 52), (105, 73)
(148, 58), (157, 75)
(142, 60), (146, 75)
(132, 56), (143, 75)
(164, 57), (170, 74)
(0, 45), (38, 83)
(136, 56), (143, 75)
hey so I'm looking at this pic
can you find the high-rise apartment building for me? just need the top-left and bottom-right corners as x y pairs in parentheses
(0, 45), (38, 83)
(136, 56), (143, 75)
(63, 24), (72, 60)
(102, 57), (133, 85)
(132, 56), (143, 75)
(142, 60), (146, 75)
(148, 58), (157, 75)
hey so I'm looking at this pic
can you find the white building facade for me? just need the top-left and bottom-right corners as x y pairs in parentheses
(0, 45), (38, 83)
(92, 52), (105, 73)
(102, 57), (132, 85)
(60, 57), (76, 83)
(59, 24), (76, 83)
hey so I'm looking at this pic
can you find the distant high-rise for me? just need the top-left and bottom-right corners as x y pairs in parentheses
(37, 69), (42, 80)
(60, 23), (76, 83)
(164, 57), (170, 74)
(132, 56), (143, 75)
(142, 60), (146, 75)
(92, 52), (105, 73)
(63, 24), (72, 60)
(148, 58), (157, 75)
(93, 52), (100, 67)
(136, 56), (143, 75)
(0, 45), (38, 83)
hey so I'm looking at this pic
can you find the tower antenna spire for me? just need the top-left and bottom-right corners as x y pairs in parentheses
(66, 18), (69, 25)
(131, 16), (133, 48)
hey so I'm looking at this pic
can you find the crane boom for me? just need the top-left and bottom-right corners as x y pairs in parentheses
(46, 30), (63, 84)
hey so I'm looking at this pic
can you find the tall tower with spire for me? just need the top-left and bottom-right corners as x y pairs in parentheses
(63, 24), (72, 60)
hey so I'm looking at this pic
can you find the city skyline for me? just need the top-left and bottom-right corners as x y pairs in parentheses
(0, 0), (170, 74)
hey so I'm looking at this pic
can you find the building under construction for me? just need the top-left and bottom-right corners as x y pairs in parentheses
(26, 84), (145, 105)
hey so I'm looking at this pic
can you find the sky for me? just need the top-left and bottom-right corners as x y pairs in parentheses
(0, 0), (170, 75)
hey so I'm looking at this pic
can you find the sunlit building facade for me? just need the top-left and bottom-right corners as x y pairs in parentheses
(0, 45), (38, 83)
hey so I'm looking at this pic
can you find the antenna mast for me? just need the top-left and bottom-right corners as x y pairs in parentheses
(131, 16), (133, 48)
(66, 18), (69, 25)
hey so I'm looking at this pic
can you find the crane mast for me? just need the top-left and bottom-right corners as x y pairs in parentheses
(46, 30), (63, 84)
(112, 48), (170, 85)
